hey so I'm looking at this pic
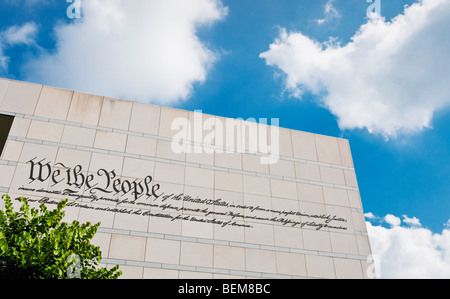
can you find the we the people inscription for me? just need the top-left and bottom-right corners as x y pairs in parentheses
(0, 78), (374, 279)
(23, 157), (348, 232)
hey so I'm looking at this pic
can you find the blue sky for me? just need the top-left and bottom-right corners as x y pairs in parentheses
(1, 0), (450, 278)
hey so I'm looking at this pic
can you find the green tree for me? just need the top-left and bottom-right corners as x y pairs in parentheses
(0, 194), (122, 279)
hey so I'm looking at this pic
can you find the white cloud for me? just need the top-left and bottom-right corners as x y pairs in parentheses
(364, 212), (376, 219)
(0, 46), (8, 72)
(315, 0), (341, 25)
(384, 214), (401, 227)
(402, 215), (421, 227)
(24, 0), (228, 105)
(367, 214), (450, 279)
(0, 22), (39, 73)
(260, 0), (450, 138)
(445, 220), (450, 229)
(2, 22), (38, 46)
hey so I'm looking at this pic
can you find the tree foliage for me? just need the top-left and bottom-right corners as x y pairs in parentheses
(0, 194), (122, 279)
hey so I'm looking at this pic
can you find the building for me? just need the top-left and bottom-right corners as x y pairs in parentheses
(0, 77), (374, 279)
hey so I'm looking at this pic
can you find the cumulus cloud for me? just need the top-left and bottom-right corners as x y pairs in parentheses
(364, 212), (376, 219)
(0, 22), (38, 73)
(402, 215), (421, 227)
(0, 47), (7, 72)
(2, 22), (38, 46)
(24, 0), (228, 104)
(384, 214), (401, 227)
(260, 0), (450, 138)
(366, 214), (450, 279)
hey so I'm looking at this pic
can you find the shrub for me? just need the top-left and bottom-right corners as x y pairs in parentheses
(0, 194), (121, 279)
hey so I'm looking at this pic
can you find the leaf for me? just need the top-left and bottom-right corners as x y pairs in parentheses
(0, 195), (121, 279)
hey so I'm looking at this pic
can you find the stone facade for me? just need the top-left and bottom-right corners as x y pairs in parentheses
(0, 78), (373, 279)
